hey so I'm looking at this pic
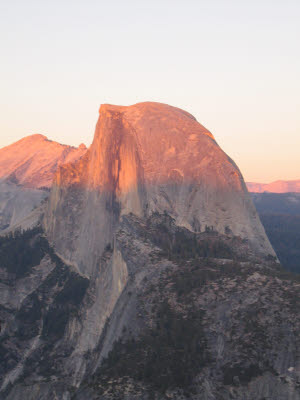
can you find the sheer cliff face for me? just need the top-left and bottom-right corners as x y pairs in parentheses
(44, 102), (274, 277)
(0, 134), (87, 189)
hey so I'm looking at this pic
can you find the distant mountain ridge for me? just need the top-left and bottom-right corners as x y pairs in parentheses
(247, 180), (300, 193)
(0, 134), (87, 189)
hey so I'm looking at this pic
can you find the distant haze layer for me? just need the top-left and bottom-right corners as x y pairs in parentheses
(247, 180), (300, 193)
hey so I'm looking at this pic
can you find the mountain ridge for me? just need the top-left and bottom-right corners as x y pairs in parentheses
(3, 102), (298, 400)
(0, 134), (87, 189)
(247, 179), (300, 193)
(44, 101), (275, 279)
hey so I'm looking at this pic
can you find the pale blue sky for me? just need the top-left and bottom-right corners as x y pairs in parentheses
(0, 0), (299, 182)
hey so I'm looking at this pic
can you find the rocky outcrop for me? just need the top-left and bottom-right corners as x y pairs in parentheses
(0, 134), (87, 189)
(44, 102), (275, 279)
(1, 217), (299, 400)
(0, 228), (89, 398)
(0, 134), (87, 233)
(1, 102), (289, 400)
(75, 213), (300, 400)
(247, 179), (300, 193)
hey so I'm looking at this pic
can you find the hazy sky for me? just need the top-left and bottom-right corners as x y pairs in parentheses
(0, 0), (299, 183)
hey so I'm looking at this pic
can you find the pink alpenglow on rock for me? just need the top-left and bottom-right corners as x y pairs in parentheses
(44, 102), (275, 277)
(0, 134), (87, 189)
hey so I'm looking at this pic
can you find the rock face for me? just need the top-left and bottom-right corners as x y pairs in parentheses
(2, 102), (294, 400)
(1, 217), (300, 400)
(75, 214), (300, 400)
(247, 180), (300, 193)
(0, 134), (87, 189)
(0, 180), (47, 232)
(44, 102), (274, 278)
(0, 134), (86, 233)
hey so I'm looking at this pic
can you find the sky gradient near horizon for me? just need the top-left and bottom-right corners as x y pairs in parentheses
(0, 0), (299, 183)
